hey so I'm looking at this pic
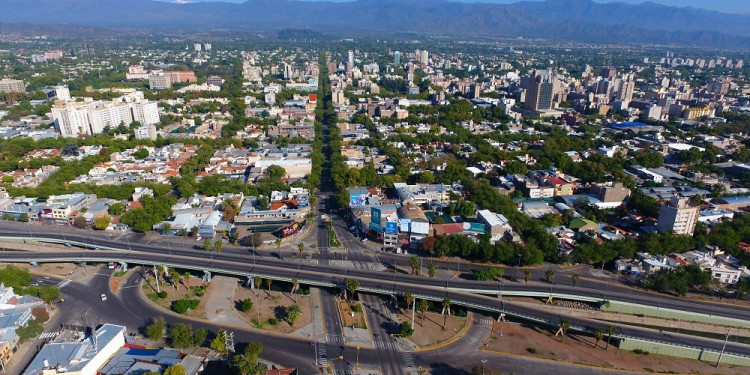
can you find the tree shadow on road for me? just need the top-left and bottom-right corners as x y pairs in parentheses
(428, 362), (470, 375)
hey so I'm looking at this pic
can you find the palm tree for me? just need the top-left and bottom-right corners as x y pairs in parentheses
(441, 297), (452, 330)
(409, 256), (420, 275)
(594, 328), (604, 348)
(183, 272), (191, 290)
(345, 279), (359, 301)
(558, 320), (571, 342)
(170, 269), (180, 289)
(286, 303), (301, 326)
(275, 238), (282, 249)
(297, 243), (305, 258)
(291, 278), (299, 294)
(545, 269), (555, 284)
(265, 279), (272, 294)
(253, 276), (262, 291)
(605, 325), (616, 349)
(417, 300), (429, 326)
(155, 265), (165, 293)
(524, 270), (531, 283)
(203, 238), (212, 251)
(428, 263), (436, 278)
(214, 240), (223, 252)
(571, 274), (580, 287)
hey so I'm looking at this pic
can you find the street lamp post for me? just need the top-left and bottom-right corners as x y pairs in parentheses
(481, 359), (488, 375)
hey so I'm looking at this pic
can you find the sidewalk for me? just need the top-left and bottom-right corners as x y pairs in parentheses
(205, 276), (252, 328)
(291, 287), (326, 341)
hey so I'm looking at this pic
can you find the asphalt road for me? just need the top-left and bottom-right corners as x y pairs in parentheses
(4, 248), (749, 362)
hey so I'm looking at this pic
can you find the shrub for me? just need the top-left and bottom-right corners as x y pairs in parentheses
(158, 291), (168, 299)
(398, 322), (414, 338)
(267, 318), (279, 326)
(239, 298), (253, 312)
(351, 304), (363, 313)
(171, 299), (200, 314)
(526, 347), (537, 354)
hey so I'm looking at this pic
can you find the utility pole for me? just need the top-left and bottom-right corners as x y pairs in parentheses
(716, 327), (731, 367)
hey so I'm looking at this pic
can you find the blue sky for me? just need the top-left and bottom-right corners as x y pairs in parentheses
(182, 0), (749, 14)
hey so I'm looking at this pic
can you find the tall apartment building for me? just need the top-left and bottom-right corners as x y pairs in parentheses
(54, 85), (71, 101)
(52, 99), (159, 137)
(347, 50), (354, 66)
(419, 49), (429, 65)
(657, 197), (699, 236)
(149, 73), (171, 90)
(394, 51), (401, 65)
(0, 79), (26, 93)
(525, 70), (554, 111)
(134, 124), (157, 141)
(194, 43), (202, 51)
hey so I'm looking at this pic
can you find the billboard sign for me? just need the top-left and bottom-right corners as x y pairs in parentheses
(350, 194), (367, 206)
(385, 221), (398, 234)
(463, 222), (486, 234)
(280, 222), (300, 238)
(369, 222), (383, 232)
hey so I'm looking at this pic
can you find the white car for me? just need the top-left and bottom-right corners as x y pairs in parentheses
(101, 294), (107, 301)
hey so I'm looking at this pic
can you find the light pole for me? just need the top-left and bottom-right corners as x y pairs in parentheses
(481, 359), (488, 375)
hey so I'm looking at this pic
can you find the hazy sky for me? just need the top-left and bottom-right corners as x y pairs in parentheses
(182, 0), (749, 14)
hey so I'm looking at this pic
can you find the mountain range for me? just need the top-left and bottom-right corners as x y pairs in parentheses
(0, 0), (749, 48)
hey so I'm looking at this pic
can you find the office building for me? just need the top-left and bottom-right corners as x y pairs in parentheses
(134, 124), (157, 141)
(347, 50), (354, 66)
(204, 43), (211, 51)
(194, 43), (202, 51)
(394, 51), (401, 65)
(657, 197), (699, 236)
(0, 79), (26, 93)
(525, 70), (554, 111)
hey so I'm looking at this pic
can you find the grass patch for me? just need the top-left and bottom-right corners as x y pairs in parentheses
(328, 227), (342, 247)
(113, 271), (127, 278)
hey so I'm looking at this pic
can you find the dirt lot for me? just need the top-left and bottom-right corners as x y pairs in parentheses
(340, 301), (367, 329)
(14, 262), (81, 278)
(141, 274), (209, 319)
(396, 310), (467, 348)
(483, 321), (749, 375)
(233, 287), (312, 334)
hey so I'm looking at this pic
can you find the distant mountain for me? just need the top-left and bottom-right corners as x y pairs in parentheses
(0, 0), (749, 47)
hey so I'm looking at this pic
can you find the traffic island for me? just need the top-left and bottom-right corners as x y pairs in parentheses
(233, 286), (312, 334)
(141, 274), (209, 319)
(397, 309), (467, 348)
(481, 319), (750, 375)
(339, 301), (367, 329)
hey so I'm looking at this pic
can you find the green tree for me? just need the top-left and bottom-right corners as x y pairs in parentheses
(417, 299), (429, 326)
(232, 342), (264, 375)
(558, 320), (571, 342)
(210, 329), (228, 354)
(427, 263), (436, 278)
(134, 148), (149, 160)
(594, 328), (604, 348)
(409, 256), (420, 275)
(163, 364), (186, 375)
(605, 325), (616, 349)
(108, 203), (125, 215)
(169, 323), (195, 348)
(399, 321), (414, 337)
(297, 242), (305, 258)
(203, 238), (212, 251)
(192, 328), (208, 347)
(93, 215), (111, 230)
(441, 297), (452, 329)
(274, 238), (281, 249)
(214, 240), (223, 253)
(571, 274), (580, 286)
(286, 303), (301, 326)
(345, 279), (359, 301)
(524, 270), (532, 283)
(145, 317), (166, 340)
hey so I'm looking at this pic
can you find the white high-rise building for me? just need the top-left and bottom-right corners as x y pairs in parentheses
(194, 43), (202, 51)
(131, 101), (160, 126)
(134, 124), (157, 141)
(53, 85), (71, 101)
(89, 103), (133, 134)
(52, 105), (91, 137)
(657, 197), (699, 236)
(204, 43), (211, 51)
(419, 50), (429, 65)
(347, 50), (354, 66)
